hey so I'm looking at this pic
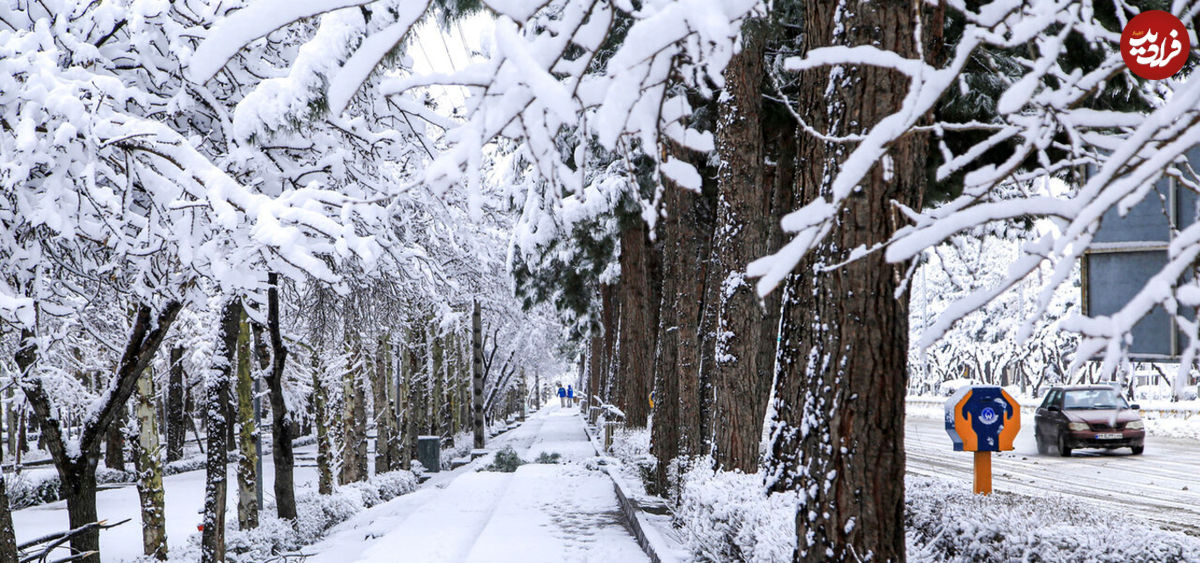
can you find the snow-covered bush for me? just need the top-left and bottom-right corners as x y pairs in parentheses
(906, 475), (1200, 562)
(482, 447), (526, 473)
(534, 452), (561, 464)
(675, 459), (796, 563)
(156, 469), (418, 562)
(609, 426), (655, 487)
(7, 472), (64, 510)
(7, 467), (133, 510)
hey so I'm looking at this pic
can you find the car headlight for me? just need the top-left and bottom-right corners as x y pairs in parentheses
(1126, 420), (1144, 430)
(1068, 422), (1089, 431)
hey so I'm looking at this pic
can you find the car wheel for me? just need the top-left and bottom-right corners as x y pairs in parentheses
(1058, 433), (1072, 457)
(1131, 445), (1144, 455)
(1036, 433), (1049, 455)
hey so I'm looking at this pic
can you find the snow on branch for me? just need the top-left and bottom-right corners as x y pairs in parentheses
(188, 0), (379, 84)
(749, 0), (1200, 383)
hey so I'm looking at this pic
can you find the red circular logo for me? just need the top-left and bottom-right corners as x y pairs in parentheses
(1121, 10), (1190, 80)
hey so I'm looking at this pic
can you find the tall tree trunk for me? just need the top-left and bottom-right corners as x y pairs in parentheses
(600, 284), (618, 403)
(765, 2), (924, 561)
(20, 301), (180, 558)
(450, 335), (464, 434)
(258, 272), (295, 518)
(4, 388), (15, 459)
(373, 335), (393, 474)
(0, 439), (17, 563)
(202, 299), (241, 563)
(395, 332), (412, 470)
(471, 301), (485, 449)
(312, 349), (334, 495)
(166, 346), (186, 463)
(407, 325), (427, 466)
(339, 335), (368, 485)
(587, 335), (602, 411)
(60, 458), (99, 558)
(616, 221), (654, 427)
(235, 308), (259, 530)
(105, 413), (125, 471)
(134, 365), (168, 559)
(649, 183), (683, 496)
(431, 335), (445, 438)
(711, 20), (773, 473)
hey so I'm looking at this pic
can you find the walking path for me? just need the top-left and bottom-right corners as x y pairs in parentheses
(307, 403), (648, 563)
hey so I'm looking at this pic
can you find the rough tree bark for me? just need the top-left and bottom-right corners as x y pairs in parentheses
(235, 307), (259, 530)
(395, 331), (412, 470)
(407, 324), (427, 465)
(201, 299), (241, 563)
(134, 364), (168, 559)
(0, 441), (16, 563)
(586, 335), (602, 412)
(4, 388), (14, 458)
(372, 335), (394, 473)
(105, 413), (125, 471)
(649, 183), (683, 496)
(616, 221), (654, 427)
(430, 335), (445, 437)
(19, 301), (180, 558)
(339, 334), (368, 485)
(599, 284), (618, 403)
(312, 349), (333, 495)
(764, 2), (924, 561)
(471, 301), (485, 449)
(166, 346), (186, 463)
(711, 20), (774, 473)
(258, 272), (295, 518)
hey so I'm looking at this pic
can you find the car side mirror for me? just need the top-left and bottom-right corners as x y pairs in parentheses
(1130, 404), (1141, 410)
(1046, 405), (1061, 412)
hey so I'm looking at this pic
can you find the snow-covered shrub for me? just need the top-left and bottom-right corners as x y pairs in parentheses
(609, 426), (654, 488)
(906, 475), (1200, 562)
(675, 459), (796, 563)
(534, 452), (561, 464)
(341, 470), (419, 509)
(442, 431), (476, 469)
(482, 447), (525, 472)
(7, 467), (133, 510)
(7, 472), (63, 510)
(155, 469), (418, 562)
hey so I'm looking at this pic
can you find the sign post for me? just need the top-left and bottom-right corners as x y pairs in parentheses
(944, 386), (1020, 495)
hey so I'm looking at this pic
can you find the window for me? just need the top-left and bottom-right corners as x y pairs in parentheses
(1041, 389), (1061, 409)
(1062, 389), (1129, 410)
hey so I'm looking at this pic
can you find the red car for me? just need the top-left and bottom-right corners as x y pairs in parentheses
(1034, 385), (1145, 456)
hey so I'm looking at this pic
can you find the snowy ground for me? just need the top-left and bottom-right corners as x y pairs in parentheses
(905, 415), (1200, 534)
(12, 445), (320, 562)
(303, 403), (647, 563)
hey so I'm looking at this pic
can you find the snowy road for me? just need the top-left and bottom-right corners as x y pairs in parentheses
(306, 404), (647, 563)
(905, 416), (1200, 533)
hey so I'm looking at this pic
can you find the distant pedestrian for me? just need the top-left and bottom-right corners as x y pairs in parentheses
(557, 383), (567, 407)
(567, 385), (575, 407)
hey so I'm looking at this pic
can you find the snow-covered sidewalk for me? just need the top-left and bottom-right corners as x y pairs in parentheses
(306, 403), (648, 563)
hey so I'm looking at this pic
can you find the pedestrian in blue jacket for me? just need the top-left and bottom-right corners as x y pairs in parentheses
(567, 385), (574, 407)
(557, 383), (567, 407)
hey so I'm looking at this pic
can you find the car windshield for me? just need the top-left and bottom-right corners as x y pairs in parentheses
(1062, 389), (1128, 410)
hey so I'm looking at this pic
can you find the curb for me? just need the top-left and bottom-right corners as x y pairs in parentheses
(582, 417), (685, 563)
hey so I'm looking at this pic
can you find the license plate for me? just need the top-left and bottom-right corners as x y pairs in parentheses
(1096, 433), (1122, 440)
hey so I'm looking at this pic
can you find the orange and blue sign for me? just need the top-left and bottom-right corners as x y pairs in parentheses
(944, 386), (1020, 452)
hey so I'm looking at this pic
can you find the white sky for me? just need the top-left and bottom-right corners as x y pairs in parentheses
(407, 12), (496, 115)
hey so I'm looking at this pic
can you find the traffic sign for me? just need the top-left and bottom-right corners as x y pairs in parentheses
(944, 386), (1020, 494)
